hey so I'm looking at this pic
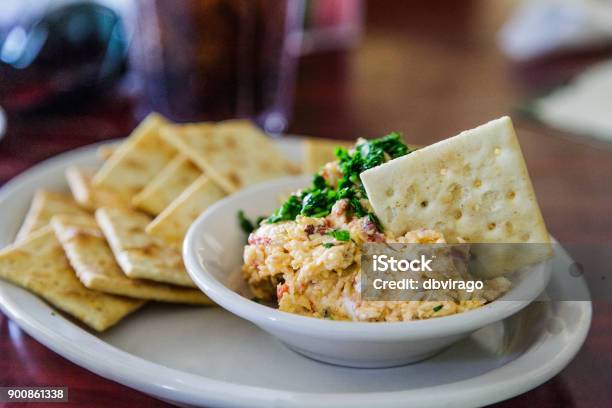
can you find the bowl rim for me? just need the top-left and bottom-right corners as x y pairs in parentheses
(183, 176), (552, 341)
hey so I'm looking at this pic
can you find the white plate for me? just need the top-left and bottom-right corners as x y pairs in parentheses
(0, 140), (592, 408)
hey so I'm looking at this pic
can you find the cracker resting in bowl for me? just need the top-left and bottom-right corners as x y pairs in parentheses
(361, 116), (551, 276)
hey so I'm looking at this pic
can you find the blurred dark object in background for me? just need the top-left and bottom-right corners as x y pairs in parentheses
(0, 2), (127, 114)
(301, 0), (363, 55)
(130, 0), (303, 133)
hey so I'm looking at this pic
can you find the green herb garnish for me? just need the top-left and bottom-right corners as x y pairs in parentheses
(266, 194), (302, 223)
(265, 133), (411, 230)
(238, 211), (265, 234)
(433, 304), (443, 313)
(328, 229), (350, 241)
(336, 132), (409, 190)
(322, 243), (334, 249)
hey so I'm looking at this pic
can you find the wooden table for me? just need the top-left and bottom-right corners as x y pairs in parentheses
(1, 1), (611, 406)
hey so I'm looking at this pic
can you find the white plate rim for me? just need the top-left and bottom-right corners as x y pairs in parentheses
(0, 141), (593, 408)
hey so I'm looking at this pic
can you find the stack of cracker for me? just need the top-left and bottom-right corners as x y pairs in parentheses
(0, 113), (305, 332)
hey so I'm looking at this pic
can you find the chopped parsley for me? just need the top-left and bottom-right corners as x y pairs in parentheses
(433, 304), (443, 313)
(266, 133), (411, 231)
(328, 229), (350, 241)
(266, 194), (302, 223)
(238, 211), (265, 234)
(322, 243), (334, 249)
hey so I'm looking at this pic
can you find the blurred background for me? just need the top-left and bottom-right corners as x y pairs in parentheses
(0, 0), (611, 244)
(0, 1), (611, 406)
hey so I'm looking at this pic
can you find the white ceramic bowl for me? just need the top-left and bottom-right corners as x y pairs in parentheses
(183, 176), (552, 368)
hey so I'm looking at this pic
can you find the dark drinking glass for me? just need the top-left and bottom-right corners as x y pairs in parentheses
(130, 0), (303, 133)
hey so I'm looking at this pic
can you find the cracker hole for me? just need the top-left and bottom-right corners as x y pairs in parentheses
(473, 179), (482, 188)
(507, 191), (516, 199)
(487, 222), (496, 230)
(505, 221), (514, 234)
(420, 200), (428, 208)
(454, 210), (462, 219)
(385, 187), (394, 197)
(448, 183), (462, 199)
(521, 233), (530, 241)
